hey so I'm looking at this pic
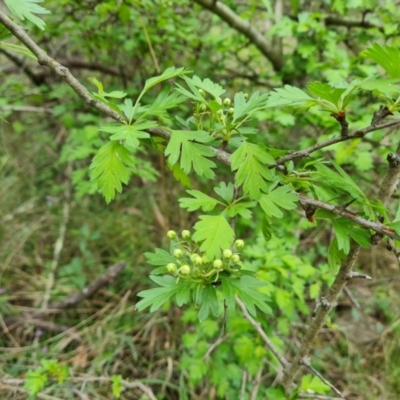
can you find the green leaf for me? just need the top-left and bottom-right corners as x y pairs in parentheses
(121, 98), (134, 123)
(307, 81), (347, 111)
(226, 201), (257, 219)
(5, 0), (50, 30)
(331, 218), (351, 254)
(327, 237), (346, 272)
(231, 141), (275, 199)
(100, 121), (156, 148)
(314, 162), (366, 199)
(176, 284), (192, 307)
(24, 370), (48, 396)
(88, 77), (104, 94)
(104, 91), (127, 99)
(144, 248), (176, 266)
(363, 43), (400, 79)
(259, 185), (298, 218)
(266, 85), (316, 110)
(233, 91), (269, 121)
(183, 75), (225, 99)
(144, 67), (187, 93)
(192, 215), (235, 259)
(357, 77), (400, 95)
(214, 182), (234, 203)
(89, 141), (135, 203)
(261, 217), (273, 241)
(141, 85), (185, 118)
(179, 190), (219, 212)
(0, 25), (12, 41)
(265, 386), (287, 400)
(111, 375), (123, 399)
(0, 41), (36, 59)
(300, 374), (330, 394)
(198, 286), (219, 321)
(220, 276), (271, 317)
(168, 162), (192, 187)
(165, 130), (216, 178)
(136, 275), (183, 312)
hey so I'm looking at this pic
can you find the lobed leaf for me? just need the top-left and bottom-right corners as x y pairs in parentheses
(179, 190), (219, 212)
(165, 130), (216, 178)
(5, 0), (50, 30)
(231, 141), (275, 199)
(89, 141), (135, 203)
(192, 215), (235, 259)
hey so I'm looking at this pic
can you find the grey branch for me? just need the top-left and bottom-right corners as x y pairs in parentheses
(298, 194), (400, 240)
(236, 296), (290, 369)
(193, 0), (284, 72)
(275, 119), (400, 165)
(281, 138), (400, 388)
(300, 357), (344, 398)
(0, 11), (124, 123)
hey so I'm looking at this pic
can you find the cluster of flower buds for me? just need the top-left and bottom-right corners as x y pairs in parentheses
(165, 230), (244, 280)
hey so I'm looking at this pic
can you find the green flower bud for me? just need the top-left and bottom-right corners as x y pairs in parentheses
(166, 263), (177, 273)
(223, 98), (231, 107)
(174, 249), (184, 258)
(213, 259), (223, 269)
(182, 230), (191, 239)
(228, 107), (234, 115)
(234, 239), (245, 249)
(216, 97), (223, 105)
(180, 264), (191, 275)
(244, 93), (249, 99)
(199, 103), (206, 112)
(193, 256), (203, 266)
(199, 89), (206, 97)
(231, 254), (241, 264)
(223, 249), (233, 259)
(201, 255), (209, 265)
(167, 230), (177, 239)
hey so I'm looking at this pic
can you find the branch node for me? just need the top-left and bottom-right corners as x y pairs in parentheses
(331, 110), (349, 136)
(387, 152), (400, 167)
(371, 105), (393, 126)
(346, 271), (372, 280)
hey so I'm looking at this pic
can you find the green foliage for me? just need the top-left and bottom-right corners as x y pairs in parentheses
(111, 375), (123, 398)
(363, 43), (400, 79)
(4, 0), (50, 30)
(89, 141), (135, 203)
(165, 130), (216, 178)
(230, 141), (275, 199)
(300, 374), (330, 394)
(192, 215), (235, 259)
(136, 232), (270, 320)
(259, 185), (298, 218)
(5, 1), (400, 399)
(24, 359), (69, 396)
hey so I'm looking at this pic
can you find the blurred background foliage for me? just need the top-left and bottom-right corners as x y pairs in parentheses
(1, 0), (400, 399)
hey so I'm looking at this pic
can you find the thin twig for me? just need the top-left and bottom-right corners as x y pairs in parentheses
(343, 287), (360, 309)
(300, 357), (344, 398)
(236, 296), (289, 369)
(203, 333), (230, 361)
(250, 364), (264, 400)
(299, 394), (344, 400)
(281, 138), (400, 388)
(194, 0), (284, 71)
(298, 194), (400, 240)
(0, 11), (124, 123)
(275, 119), (400, 165)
